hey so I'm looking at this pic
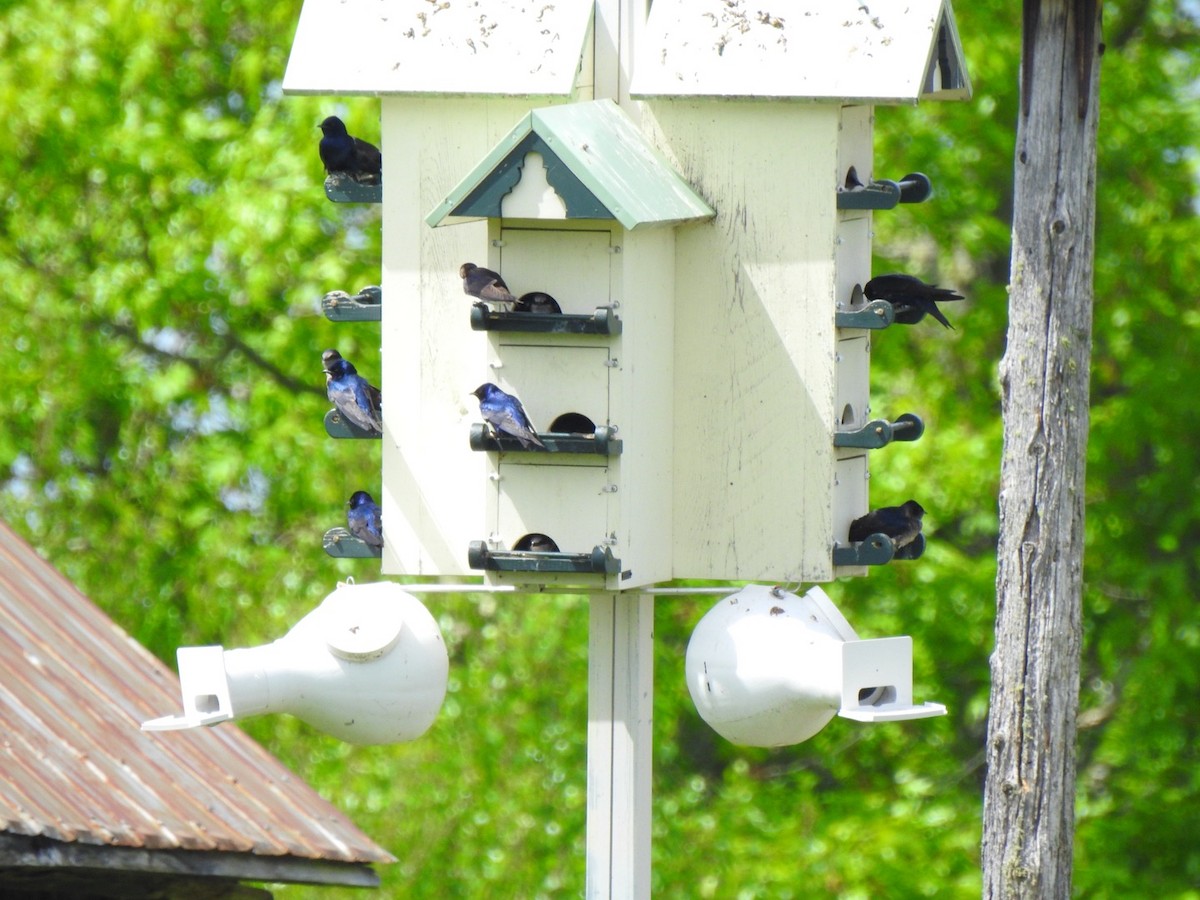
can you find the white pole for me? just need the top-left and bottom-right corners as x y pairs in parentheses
(586, 592), (654, 898)
(593, 0), (646, 110)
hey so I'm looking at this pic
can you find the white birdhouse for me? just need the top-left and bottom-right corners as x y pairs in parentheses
(423, 100), (714, 590)
(685, 584), (946, 747)
(142, 581), (448, 745)
(283, 0), (971, 587)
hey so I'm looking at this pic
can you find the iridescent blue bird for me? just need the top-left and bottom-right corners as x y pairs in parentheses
(318, 115), (381, 181)
(322, 349), (382, 436)
(472, 382), (546, 450)
(346, 490), (383, 548)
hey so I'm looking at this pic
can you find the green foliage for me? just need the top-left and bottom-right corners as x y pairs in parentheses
(0, 0), (1197, 896)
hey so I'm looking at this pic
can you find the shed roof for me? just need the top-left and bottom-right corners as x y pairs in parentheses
(0, 520), (393, 887)
(630, 0), (971, 104)
(283, 0), (594, 97)
(426, 99), (715, 230)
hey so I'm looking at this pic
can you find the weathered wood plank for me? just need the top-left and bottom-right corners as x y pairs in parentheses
(983, 2), (1102, 897)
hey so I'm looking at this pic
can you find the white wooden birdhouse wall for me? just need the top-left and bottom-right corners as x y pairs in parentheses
(282, 0), (971, 588)
(424, 101), (714, 590)
(627, 0), (970, 582)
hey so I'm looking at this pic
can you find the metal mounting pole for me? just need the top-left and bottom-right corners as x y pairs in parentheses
(586, 592), (653, 898)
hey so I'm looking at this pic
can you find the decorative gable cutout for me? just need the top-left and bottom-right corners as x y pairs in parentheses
(501, 153), (569, 219)
(631, 0), (971, 105)
(427, 100), (715, 230)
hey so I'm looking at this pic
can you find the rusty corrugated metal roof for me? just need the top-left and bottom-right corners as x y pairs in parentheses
(0, 520), (395, 869)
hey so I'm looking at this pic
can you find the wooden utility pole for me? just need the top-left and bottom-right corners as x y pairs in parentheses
(983, 2), (1102, 897)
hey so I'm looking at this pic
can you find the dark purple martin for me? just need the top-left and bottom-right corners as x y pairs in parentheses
(472, 382), (546, 450)
(460, 263), (517, 307)
(849, 500), (925, 548)
(864, 273), (964, 329)
(318, 115), (382, 181)
(346, 490), (383, 548)
(514, 532), (560, 552)
(322, 349), (382, 436)
(513, 291), (562, 314)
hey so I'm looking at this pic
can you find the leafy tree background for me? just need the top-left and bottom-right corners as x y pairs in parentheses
(1, 0), (1197, 896)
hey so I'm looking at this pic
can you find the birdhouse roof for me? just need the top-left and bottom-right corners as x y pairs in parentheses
(426, 99), (715, 230)
(630, 0), (971, 104)
(282, 0), (594, 97)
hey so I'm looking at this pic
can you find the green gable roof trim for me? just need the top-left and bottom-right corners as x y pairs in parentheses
(451, 133), (612, 222)
(427, 100), (715, 231)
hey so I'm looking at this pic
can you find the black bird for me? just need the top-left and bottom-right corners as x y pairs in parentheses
(849, 500), (926, 549)
(322, 349), (382, 436)
(472, 382), (546, 450)
(460, 263), (517, 307)
(346, 490), (383, 548)
(512, 292), (562, 314)
(864, 273), (964, 329)
(514, 533), (560, 553)
(318, 115), (382, 181)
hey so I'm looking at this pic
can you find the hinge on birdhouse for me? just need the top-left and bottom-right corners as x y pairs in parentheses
(836, 284), (896, 330)
(324, 410), (383, 440)
(834, 413), (924, 449)
(833, 533), (926, 566)
(467, 540), (621, 575)
(469, 424), (623, 456)
(323, 173), (382, 204)
(322, 286), (381, 322)
(837, 169), (932, 210)
(469, 304), (622, 335)
(322, 527), (382, 559)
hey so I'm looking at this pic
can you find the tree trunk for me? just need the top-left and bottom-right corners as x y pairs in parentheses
(983, 2), (1102, 898)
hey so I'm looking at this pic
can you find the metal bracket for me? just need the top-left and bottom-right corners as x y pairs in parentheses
(322, 527), (382, 559)
(467, 540), (620, 575)
(469, 423), (622, 455)
(837, 172), (933, 210)
(834, 413), (925, 449)
(469, 304), (622, 335)
(322, 286), (381, 322)
(833, 533), (926, 566)
(324, 409), (382, 440)
(836, 284), (895, 330)
(323, 173), (382, 203)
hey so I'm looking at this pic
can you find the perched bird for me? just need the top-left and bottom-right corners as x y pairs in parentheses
(849, 500), (926, 549)
(323, 349), (382, 436)
(460, 263), (517, 307)
(864, 273), (964, 329)
(472, 382), (546, 450)
(318, 115), (382, 181)
(346, 490), (383, 548)
(512, 292), (562, 315)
